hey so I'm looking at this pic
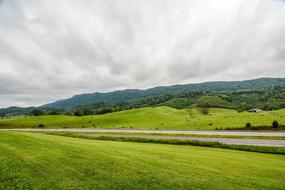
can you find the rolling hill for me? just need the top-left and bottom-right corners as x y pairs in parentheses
(1, 106), (284, 130)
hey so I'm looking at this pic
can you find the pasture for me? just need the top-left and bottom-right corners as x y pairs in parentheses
(0, 106), (284, 130)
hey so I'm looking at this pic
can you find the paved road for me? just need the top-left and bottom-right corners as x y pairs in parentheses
(84, 134), (285, 147)
(2, 128), (285, 136)
(2, 128), (285, 146)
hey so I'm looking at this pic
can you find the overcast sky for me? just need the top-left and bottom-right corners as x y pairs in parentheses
(0, 0), (285, 108)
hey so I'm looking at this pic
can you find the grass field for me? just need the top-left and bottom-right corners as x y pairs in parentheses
(0, 106), (285, 130)
(44, 132), (285, 154)
(0, 131), (285, 190)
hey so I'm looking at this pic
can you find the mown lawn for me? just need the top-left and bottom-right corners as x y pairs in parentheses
(0, 106), (285, 130)
(0, 131), (285, 190)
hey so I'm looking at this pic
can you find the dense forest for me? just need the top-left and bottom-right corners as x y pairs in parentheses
(68, 84), (285, 116)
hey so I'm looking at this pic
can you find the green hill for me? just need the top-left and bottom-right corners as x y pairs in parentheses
(1, 106), (284, 130)
(0, 131), (284, 189)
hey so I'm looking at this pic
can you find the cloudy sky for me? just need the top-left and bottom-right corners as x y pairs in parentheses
(0, 0), (285, 108)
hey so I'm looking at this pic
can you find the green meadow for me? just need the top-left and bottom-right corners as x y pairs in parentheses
(0, 131), (284, 190)
(1, 106), (285, 130)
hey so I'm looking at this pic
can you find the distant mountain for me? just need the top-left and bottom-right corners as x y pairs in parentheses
(0, 106), (35, 116)
(42, 78), (285, 109)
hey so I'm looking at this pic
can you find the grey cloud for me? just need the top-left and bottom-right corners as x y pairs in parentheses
(0, 0), (285, 107)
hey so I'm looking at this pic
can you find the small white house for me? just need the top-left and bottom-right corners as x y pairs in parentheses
(248, 108), (263, 113)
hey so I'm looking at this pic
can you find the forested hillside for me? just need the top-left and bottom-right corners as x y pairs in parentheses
(69, 84), (285, 116)
(43, 78), (285, 109)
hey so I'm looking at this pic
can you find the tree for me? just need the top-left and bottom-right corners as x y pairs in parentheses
(83, 109), (94, 115)
(31, 109), (46, 116)
(272, 121), (279, 128)
(49, 110), (60, 115)
(96, 107), (114, 114)
(74, 110), (84, 116)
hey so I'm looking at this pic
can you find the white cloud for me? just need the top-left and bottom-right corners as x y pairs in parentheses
(0, 0), (285, 107)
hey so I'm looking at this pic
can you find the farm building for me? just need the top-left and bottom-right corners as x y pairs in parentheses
(248, 108), (263, 113)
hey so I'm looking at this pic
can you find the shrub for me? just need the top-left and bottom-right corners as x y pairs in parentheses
(272, 121), (279, 128)
(246, 122), (251, 128)
(38, 124), (45, 128)
(200, 108), (209, 115)
(237, 108), (244, 113)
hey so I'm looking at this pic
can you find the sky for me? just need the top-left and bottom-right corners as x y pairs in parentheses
(0, 0), (285, 108)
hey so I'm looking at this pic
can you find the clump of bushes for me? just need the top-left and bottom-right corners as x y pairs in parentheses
(73, 110), (84, 116)
(245, 122), (251, 128)
(272, 121), (279, 128)
(31, 109), (47, 116)
(200, 108), (209, 115)
(48, 111), (61, 115)
(83, 109), (94, 115)
(38, 124), (45, 128)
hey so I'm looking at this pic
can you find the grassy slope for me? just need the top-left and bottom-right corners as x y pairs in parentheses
(0, 106), (285, 130)
(0, 131), (285, 190)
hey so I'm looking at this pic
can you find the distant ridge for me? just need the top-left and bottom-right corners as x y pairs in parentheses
(42, 77), (285, 109)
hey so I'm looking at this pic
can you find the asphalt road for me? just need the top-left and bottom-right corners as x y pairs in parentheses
(84, 134), (285, 147)
(1, 128), (285, 146)
(2, 128), (285, 136)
